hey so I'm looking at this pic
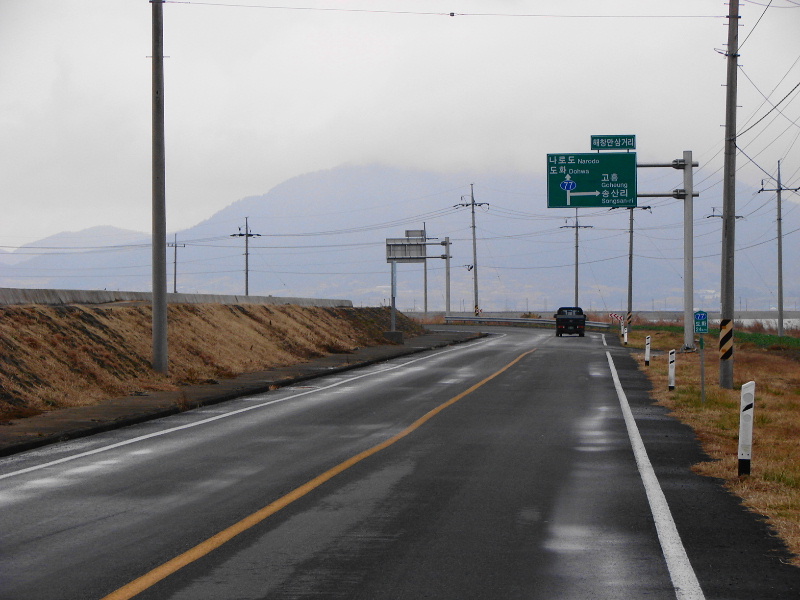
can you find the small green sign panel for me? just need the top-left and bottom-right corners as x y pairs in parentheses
(547, 152), (637, 208)
(694, 310), (709, 334)
(591, 135), (636, 150)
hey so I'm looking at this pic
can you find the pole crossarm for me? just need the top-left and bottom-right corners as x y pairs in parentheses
(637, 191), (700, 199)
(637, 161), (699, 169)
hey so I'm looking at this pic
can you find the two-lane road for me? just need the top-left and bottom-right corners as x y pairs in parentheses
(1, 327), (798, 599)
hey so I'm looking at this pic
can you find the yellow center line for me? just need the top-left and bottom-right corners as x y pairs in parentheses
(101, 348), (537, 600)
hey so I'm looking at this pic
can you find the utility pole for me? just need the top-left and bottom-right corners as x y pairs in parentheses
(612, 205), (650, 342)
(720, 0), (740, 388)
(456, 184), (488, 315)
(423, 222), (428, 316)
(759, 161), (800, 337)
(151, 0), (168, 374)
(627, 208), (634, 332)
(560, 209), (592, 306)
(168, 234), (185, 294)
(230, 217), (261, 296)
(680, 150), (696, 350)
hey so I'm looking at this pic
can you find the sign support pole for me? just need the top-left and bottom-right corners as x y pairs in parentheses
(443, 237), (451, 317)
(700, 335), (706, 404)
(390, 260), (397, 332)
(638, 155), (699, 352)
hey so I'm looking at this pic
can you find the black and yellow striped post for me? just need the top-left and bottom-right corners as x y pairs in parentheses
(624, 311), (632, 345)
(719, 318), (734, 367)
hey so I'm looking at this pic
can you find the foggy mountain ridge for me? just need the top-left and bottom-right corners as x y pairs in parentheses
(0, 164), (794, 313)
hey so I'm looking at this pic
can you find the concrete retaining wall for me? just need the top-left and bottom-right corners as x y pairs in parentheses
(0, 287), (352, 308)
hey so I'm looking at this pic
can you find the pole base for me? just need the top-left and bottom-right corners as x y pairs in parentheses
(738, 459), (751, 477)
(383, 331), (404, 344)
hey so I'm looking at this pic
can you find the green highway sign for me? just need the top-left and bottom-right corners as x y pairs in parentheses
(591, 135), (636, 150)
(547, 152), (637, 208)
(694, 310), (709, 334)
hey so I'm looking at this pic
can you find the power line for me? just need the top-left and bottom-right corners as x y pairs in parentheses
(739, 0), (772, 49)
(737, 79), (800, 137)
(165, 1), (725, 18)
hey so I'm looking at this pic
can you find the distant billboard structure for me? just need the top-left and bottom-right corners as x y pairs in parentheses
(386, 231), (426, 263)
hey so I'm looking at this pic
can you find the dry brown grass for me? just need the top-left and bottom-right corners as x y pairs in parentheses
(0, 304), (423, 421)
(627, 324), (800, 564)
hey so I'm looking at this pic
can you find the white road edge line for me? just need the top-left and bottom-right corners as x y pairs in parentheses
(605, 351), (705, 600)
(0, 334), (503, 481)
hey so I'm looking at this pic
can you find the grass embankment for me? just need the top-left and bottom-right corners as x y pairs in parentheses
(627, 322), (800, 564)
(0, 304), (424, 422)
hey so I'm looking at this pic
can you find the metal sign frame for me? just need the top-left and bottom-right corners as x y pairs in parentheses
(386, 237), (426, 263)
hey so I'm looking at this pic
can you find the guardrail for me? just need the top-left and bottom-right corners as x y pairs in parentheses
(444, 315), (611, 329)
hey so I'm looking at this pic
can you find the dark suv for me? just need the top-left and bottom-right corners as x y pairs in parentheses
(554, 306), (586, 337)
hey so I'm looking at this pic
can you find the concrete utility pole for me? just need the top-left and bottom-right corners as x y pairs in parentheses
(612, 205), (649, 341)
(627, 208), (634, 332)
(230, 217), (261, 296)
(681, 150), (695, 350)
(560, 209), (592, 306)
(759, 161), (800, 337)
(720, 0), (740, 388)
(151, 0), (168, 374)
(456, 184), (488, 315)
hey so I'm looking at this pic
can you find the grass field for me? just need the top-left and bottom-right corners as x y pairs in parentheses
(626, 321), (800, 565)
(0, 304), (424, 422)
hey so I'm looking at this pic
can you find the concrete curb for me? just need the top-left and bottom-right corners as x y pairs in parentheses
(0, 330), (485, 457)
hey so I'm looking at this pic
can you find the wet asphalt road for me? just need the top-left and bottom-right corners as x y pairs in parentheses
(1, 326), (798, 599)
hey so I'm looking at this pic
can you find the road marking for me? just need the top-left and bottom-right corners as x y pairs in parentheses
(605, 351), (705, 600)
(0, 335), (502, 481)
(100, 348), (537, 600)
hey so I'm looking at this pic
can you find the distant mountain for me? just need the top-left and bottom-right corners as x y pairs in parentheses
(21, 226), (149, 249)
(0, 227), (149, 268)
(0, 164), (794, 312)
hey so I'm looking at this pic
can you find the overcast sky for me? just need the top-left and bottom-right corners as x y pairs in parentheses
(1, 0), (798, 250)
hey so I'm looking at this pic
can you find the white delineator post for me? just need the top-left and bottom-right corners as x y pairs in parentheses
(668, 350), (676, 391)
(645, 336), (652, 366)
(738, 381), (756, 476)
